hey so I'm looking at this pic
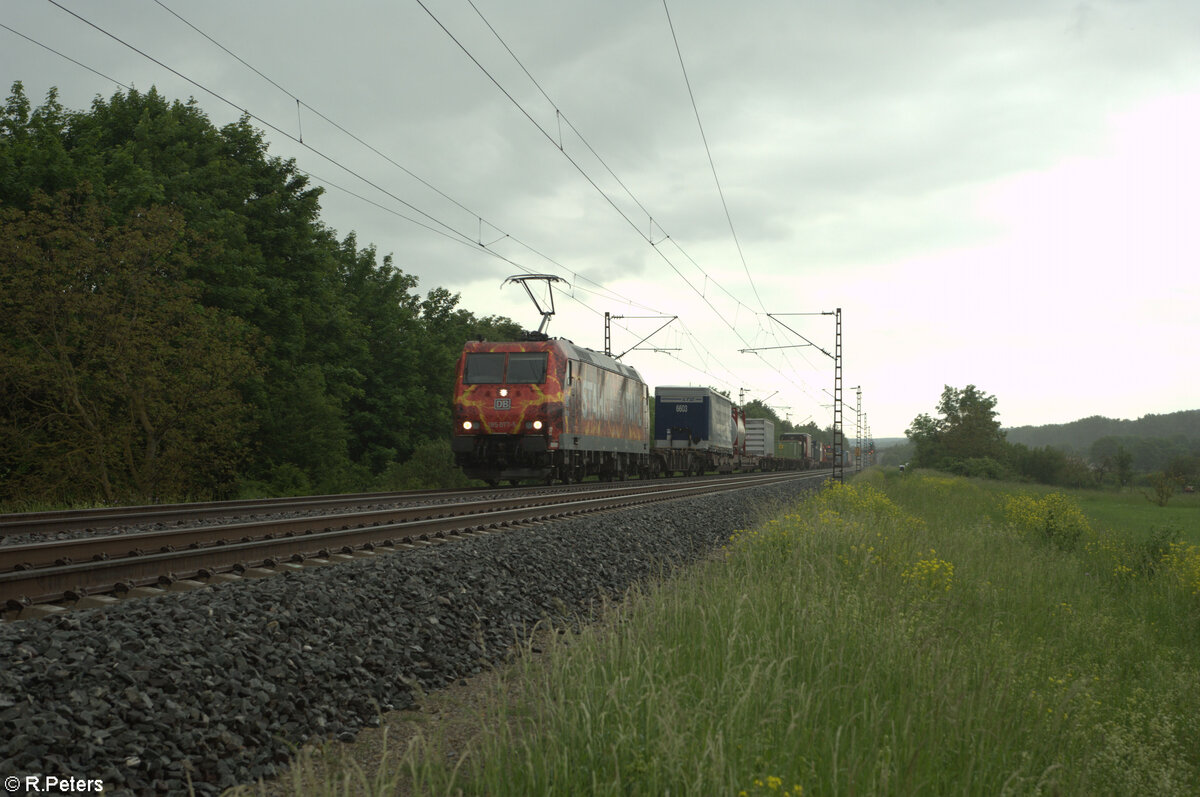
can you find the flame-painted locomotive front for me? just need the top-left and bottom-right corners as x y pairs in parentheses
(451, 341), (562, 484)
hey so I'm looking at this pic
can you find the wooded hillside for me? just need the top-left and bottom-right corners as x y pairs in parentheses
(902, 386), (1199, 487)
(1004, 410), (1200, 474)
(0, 83), (521, 506)
(1004, 410), (1200, 453)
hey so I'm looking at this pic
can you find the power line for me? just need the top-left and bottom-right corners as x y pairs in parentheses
(21, 2), (831, 406)
(416, 0), (735, 315)
(9, 8), (656, 328)
(7, 13), (740, 387)
(43, 0), (484, 250)
(659, 0), (812, 385)
(462, 0), (659, 229)
(151, 0), (293, 101)
(662, 0), (765, 312)
(154, 0), (829, 404)
(272, 170), (672, 325)
(147, 0), (668, 317)
(0, 22), (131, 91)
(35, 0), (661, 321)
(423, 0), (828, 402)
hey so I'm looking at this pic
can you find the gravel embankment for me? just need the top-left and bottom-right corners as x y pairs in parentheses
(0, 480), (814, 796)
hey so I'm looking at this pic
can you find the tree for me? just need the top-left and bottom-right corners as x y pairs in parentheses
(0, 187), (258, 504)
(906, 385), (1006, 468)
(1008, 443), (1066, 484)
(1144, 471), (1181, 507)
(1114, 446), (1134, 488)
(2, 83), (413, 493)
(2, 81), (527, 501)
(1165, 454), (1199, 485)
(336, 239), (424, 472)
(2, 83), (359, 492)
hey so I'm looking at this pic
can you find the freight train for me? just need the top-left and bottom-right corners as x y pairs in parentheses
(450, 336), (824, 485)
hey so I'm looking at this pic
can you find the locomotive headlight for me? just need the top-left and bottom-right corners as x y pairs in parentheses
(532, 420), (543, 430)
(462, 420), (473, 430)
(499, 388), (509, 397)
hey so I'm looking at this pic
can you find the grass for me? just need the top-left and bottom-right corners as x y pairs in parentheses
(1068, 487), (1199, 544)
(266, 469), (1200, 796)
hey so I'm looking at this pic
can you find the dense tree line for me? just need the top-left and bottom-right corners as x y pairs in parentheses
(0, 83), (520, 506)
(905, 385), (1200, 488)
(1005, 410), (1200, 452)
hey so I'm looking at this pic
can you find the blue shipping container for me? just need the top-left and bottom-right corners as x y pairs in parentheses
(653, 386), (734, 453)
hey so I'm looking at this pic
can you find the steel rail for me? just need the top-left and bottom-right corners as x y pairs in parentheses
(0, 474), (787, 572)
(1, 472), (820, 608)
(0, 486), (501, 536)
(0, 472), (759, 535)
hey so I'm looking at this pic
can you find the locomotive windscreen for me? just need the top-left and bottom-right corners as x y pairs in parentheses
(506, 353), (548, 383)
(463, 353), (505, 384)
(463, 351), (548, 384)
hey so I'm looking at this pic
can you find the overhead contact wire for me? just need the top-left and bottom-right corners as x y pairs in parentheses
(43, 0), (659, 318)
(448, 0), (826, 404)
(420, 1), (753, 344)
(0, 22), (131, 90)
(149, 0), (664, 316)
(662, 0), (765, 313)
(663, 0), (815, 387)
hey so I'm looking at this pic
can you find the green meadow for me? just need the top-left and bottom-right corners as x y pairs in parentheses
(1069, 486), (1199, 544)
(267, 470), (1200, 796)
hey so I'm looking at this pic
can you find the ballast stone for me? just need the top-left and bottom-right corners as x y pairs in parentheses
(0, 479), (813, 795)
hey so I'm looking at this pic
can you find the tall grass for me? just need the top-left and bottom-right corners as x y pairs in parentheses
(388, 470), (1200, 795)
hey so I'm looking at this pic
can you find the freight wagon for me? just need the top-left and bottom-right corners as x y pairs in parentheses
(744, 417), (775, 458)
(651, 386), (737, 475)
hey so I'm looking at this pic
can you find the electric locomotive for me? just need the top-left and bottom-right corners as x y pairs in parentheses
(450, 337), (651, 485)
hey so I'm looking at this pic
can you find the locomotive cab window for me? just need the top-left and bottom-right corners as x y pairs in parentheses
(507, 352), (548, 384)
(464, 353), (505, 384)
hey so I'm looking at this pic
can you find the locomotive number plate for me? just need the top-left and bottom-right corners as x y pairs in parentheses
(494, 398), (512, 410)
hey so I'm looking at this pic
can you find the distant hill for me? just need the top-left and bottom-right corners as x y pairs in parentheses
(1003, 410), (1200, 454)
(873, 411), (1198, 473)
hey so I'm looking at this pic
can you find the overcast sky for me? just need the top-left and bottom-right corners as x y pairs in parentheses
(4, 0), (1198, 439)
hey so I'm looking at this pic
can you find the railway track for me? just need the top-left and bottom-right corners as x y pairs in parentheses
(0, 485), (517, 537)
(2, 471), (825, 619)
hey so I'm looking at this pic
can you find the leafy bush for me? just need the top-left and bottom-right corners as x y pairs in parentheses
(945, 457), (1009, 480)
(1005, 492), (1090, 551)
(376, 440), (473, 490)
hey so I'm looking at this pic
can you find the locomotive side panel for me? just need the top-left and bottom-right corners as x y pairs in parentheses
(562, 358), (648, 453)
